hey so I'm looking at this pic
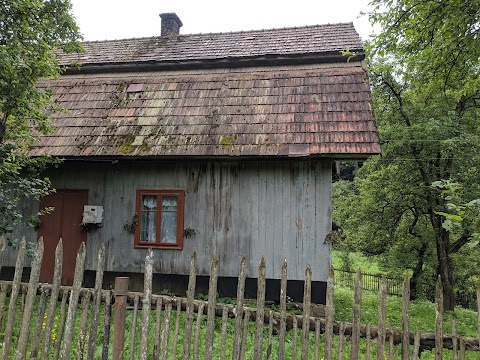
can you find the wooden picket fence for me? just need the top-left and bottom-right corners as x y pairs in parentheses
(0, 236), (479, 359)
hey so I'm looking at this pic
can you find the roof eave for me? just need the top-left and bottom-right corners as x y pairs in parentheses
(62, 50), (366, 74)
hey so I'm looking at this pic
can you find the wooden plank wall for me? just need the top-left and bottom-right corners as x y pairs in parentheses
(8, 159), (331, 281)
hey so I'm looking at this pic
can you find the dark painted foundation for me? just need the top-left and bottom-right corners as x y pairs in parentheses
(0, 267), (326, 304)
(86, 271), (327, 305)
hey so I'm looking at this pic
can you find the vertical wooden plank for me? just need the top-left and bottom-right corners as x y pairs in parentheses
(153, 297), (163, 360)
(60, 242), (86, 360)
(459, 337), (465, 360)
(140, 249), (154, 360)
(254, 257), (266, 360)
(452, 318), (458, 360)
(16, 238), (44, 359)
(30, 286), (49, 358)
(388, 326), (394, 360)
(130, 294), (140, 360)
(101, 291), (112, 360)
(435, 276), (443, 360)
(477, 283), (480, 346)
(2, 238), (26, 359)
(239, 309), (251, 360)
(171, 299), (182, 360)
(220, 306), (229, 360)
(160, 302), (172, 360)
(351, 270), (362, 360)
(324, 268), (335, 360)
(377, 276), (387, 360)
(267, 311), (274, 360)
(278, 258), (287, 359)
(232, 257), (247, 360)
(301, 265), (312, 360)
(338, 322), (345, 360)
(193, 302), (205, 360)
(365, 324), (371, 360)
(87, 244), (106, 360)
(204, 255), (218, 360)
(76, 291), (92, 360)
(412, 332), (421, 360)
(53, 289), (69, 360)
(182, 251), (197, 360)
(292, 315), (298, 360)
(401, 274), (410, 360)
(42, 239), (63, 360)
(314, 319), (321, 360)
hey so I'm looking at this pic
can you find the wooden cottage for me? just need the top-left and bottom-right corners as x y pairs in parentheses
(8, 13), (379, 302)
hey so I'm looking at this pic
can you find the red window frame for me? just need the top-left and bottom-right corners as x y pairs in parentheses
(134, 189), (184, 250)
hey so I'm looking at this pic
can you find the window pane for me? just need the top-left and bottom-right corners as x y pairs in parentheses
(142, 195), (157, 210)
(140, 211), (156, 242)
(162, 196), (177, 211)
(161, 212), (177, 243)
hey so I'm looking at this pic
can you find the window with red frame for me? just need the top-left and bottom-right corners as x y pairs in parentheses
(135, 190), (184, 249)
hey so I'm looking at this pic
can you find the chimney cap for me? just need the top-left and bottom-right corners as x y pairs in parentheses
(160, 13), (183, 27)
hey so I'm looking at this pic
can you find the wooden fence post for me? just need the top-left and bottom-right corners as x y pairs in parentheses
(278, 258), (288, 360)
(204, 255), (219, 360)
(182, 252), (197, 360)
(140, 249), (154, 360)
(435, 276), (443, 360)
(351, 270), (362, 360)
(254, 257), (266, 360)
(112, 277), (129, 360)
(324, 267), (335, 360)
(232, 257), (247, 360)
(301, 265), (312, 360)
(377, 276), (387, 360)
(401, 274), (410, 360)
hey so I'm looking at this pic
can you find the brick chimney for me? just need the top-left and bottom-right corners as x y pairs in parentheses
(160, 13), (183, 37)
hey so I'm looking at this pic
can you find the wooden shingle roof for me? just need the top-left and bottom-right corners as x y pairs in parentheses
(33, 23), (379, 158)
(59, 23), (363, 67)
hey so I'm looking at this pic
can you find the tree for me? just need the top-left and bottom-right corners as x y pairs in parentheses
(334, 0), (479, 311)
(0, 1), (81, 237)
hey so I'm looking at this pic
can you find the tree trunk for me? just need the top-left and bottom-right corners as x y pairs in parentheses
(435, 229), (455, 311)
(410, 242), (428, 300)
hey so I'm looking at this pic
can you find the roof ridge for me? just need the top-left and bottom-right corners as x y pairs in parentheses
(80, 22), (356, 44)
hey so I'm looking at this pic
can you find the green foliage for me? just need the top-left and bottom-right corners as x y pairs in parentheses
(0, 1), (82, 238)
(334, 0), (480, 310)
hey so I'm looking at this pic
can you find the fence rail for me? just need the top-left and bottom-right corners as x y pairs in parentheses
(0, 236), (479, 359)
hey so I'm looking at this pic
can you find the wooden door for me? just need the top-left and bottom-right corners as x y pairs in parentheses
(38, 189), (88, 285)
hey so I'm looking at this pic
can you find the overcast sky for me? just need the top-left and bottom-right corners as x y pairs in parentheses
(70, 0), (376, 42)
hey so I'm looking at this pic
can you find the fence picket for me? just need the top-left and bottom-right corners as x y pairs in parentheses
(60, 242), (86, 360)
(240, 309), (251, 360)
(314, 318), (320, 360)
(220, 305), (229, 359)
(2, 237), (26, 359)
(160, 301), (172, 360)
(87, 244), (106, 360)
(254, 257), (266, 360)
(76, 290), (92, 360)
(377, 276), (387, 360)
(153, 296), (163, 360)
(267, 311), (274, 360)
(53, 289), (70, 360)
(102, 291), (112, 360)
(301, 265), (312, 360)
(172, 298), (182, 360)
(452, 318), (458, 360)
(338, 322), (345, 360)
(324, 267), (335, 360)
(351, 270), (362, 360)
(435, 276), (443, 360)
(182, 252), (197, 360)
(401, 274), (410, 360)
(365, 324), (371, 360)
(292, 315), (298, 360)
(412, 332), (420, 359)
(278, 258), (288, 359)
(204, 255), (218, 360)
(193, 302), (205, 360)
(130, 294), (140, 360)
(388, 326), (394, 360)
(232, 257), (247, 360)
(140, 248), (154, 360)
(30, 286), (49, 359)
(42, 239), (63, 360)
